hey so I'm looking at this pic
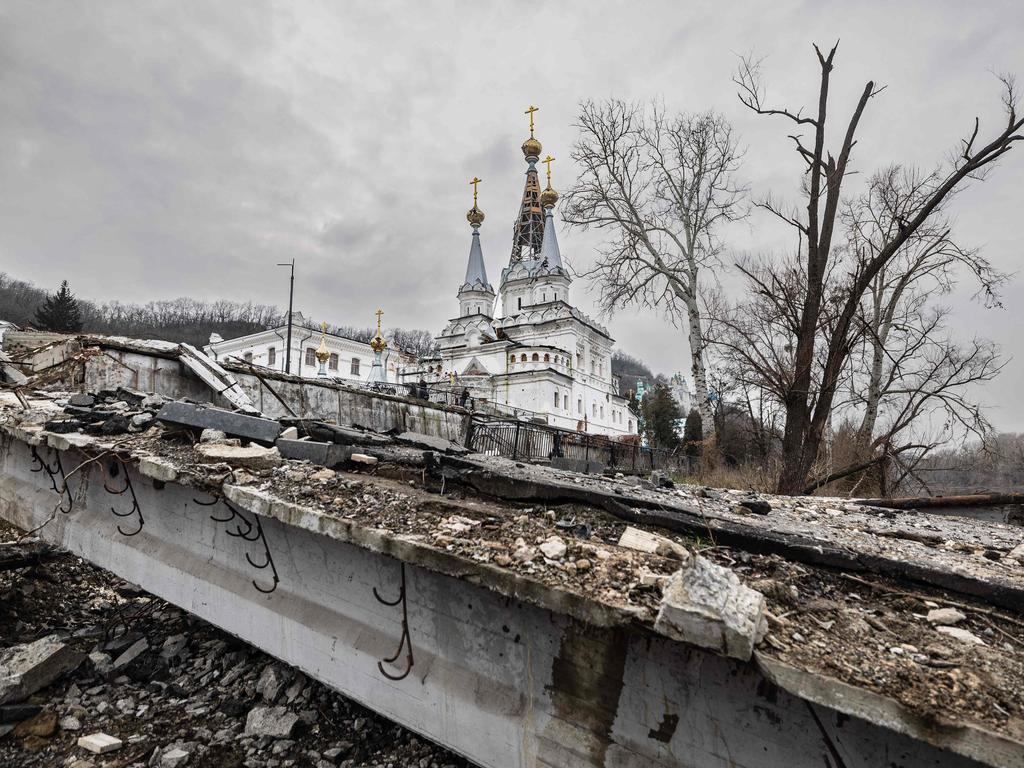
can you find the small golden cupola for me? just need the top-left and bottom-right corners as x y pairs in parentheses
(315, 322), (330, 377)
(370, 309), (387, 354)
(521, 104), (542, 159)
(540, 154), (558, 208)
(467, 176), (485, 227)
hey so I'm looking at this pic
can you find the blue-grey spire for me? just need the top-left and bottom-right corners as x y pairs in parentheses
(463, 225), (491, 290)
(539, 207), (562, 271)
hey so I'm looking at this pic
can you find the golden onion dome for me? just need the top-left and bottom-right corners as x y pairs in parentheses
(315, 334), (330, 364)
(370, 333), (387, 354)
(466, 205), (485, 226)
(540, 184), (558, 208)
(521, 136), (542, 159)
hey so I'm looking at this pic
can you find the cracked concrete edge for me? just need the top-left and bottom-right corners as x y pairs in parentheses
(218, 482), (648, 632)
(754, 651), (1024, 768)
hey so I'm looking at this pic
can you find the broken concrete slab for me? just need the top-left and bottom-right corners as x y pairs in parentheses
(244, 705), (299, 738)
(349, 453), (378, 465)
(77, 732), (123, 754)
(275, 438), (352, 468)
(196, 443), (282, 470)
(550, 457), (605, 475)
(299, 421), (392, 447)
(394, 431), (468, 455)
(654, 555), (768, 661)
(0, 634), (85, 705)
(157, 401), (281, 445)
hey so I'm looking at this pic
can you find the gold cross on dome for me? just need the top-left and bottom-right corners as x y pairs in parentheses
(542, 155), (555, 185)
(375, 308), (384, 335)
(525, 105), (539, 137)
(470, 176), (481, 206)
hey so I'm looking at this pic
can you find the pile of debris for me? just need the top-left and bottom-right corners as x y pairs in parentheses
(42, 389), (168, 438)
(0, 521), (471, 768)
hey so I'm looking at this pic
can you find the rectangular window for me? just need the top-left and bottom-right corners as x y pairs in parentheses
(592, 403), (597, 418)
(577, 398), (582, 414)
(243, 352), (253, 363)
(553, 391), (559, 408)
(351, 358), (361, 376)
(267, 347), (276, 366)
(517, 297), (522, 310)
(329, 353), (339, 371)
(305, 347), (316, 366)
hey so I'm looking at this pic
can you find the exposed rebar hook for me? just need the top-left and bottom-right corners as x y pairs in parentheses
(194, 494), (280, 594)
(103, 457), (144, 536)
(373, 563), (414, 681)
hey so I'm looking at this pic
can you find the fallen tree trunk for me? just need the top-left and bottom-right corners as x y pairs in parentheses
(856, 493), (1024, 510)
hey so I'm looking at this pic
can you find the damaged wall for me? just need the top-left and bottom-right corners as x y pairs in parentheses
(60, 342), (467, 440)
(0, 435), (995, 768)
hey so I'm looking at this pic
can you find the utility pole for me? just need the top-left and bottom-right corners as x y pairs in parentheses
(277, 259), (295, 374)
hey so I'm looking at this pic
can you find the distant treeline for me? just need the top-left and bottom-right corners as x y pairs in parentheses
(0, 272), (438, 354)
(914, 433), (1024, 494)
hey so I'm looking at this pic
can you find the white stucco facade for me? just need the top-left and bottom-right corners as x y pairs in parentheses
(203, 314), (415, 385)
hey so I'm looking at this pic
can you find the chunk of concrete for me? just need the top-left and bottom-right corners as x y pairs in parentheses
(275, 438), (352, 468)
(77, 732), (123, 754)
(157, 401), (281, 445)
(196, 443), (282, 470)
(654, 554), (768, 661)
(244, 706), (299, 738)
(111, 638), (148, 670)
(926, 607), (966, 626)
(349, 453), (378, 465)
(936, 626), (985, 645)
(161, 747), (190, 767)
(617, 526), (689, 561)
(0, 635), (85, 705)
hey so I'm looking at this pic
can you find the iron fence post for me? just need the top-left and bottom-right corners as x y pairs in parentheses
(513, 422), (520, 460)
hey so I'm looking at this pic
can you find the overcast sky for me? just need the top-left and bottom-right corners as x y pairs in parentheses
(2, 1), (1023, 431)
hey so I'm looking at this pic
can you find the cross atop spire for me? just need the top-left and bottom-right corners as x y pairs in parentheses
(470, 176), (481, 206)
(542, 155), (555, 185)
(525, 105), (539, 137)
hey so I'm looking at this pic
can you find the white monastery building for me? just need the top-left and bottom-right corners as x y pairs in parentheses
(204, 312), (414, 386)
(426, 110), (636, 438)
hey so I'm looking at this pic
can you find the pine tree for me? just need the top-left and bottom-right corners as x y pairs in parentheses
(641, 383), (682, 451)
(34, 280), (83, 332)
(683, 408), (703, 458)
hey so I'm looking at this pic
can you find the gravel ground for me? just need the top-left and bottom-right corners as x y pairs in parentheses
(0, 520), (476, 768)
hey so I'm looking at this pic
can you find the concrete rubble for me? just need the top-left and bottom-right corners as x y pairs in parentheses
(654, 554), (768, 661)
(0, 635), (84, 706)
(0, 382), (1022, 766)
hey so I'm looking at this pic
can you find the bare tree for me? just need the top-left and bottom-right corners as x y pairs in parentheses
(562, 99), (746, 437)
(733, 43), (1023, 493)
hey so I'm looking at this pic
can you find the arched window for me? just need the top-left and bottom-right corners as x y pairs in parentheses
(628, 419), (634, 432)
(509, 356), (516, 365)
(532, 353), (539, 362)
(544, 353), (550, 362)
(521, 354), (527, 362)
(553, 391), (559, 408)
(577, 398), (583, 414)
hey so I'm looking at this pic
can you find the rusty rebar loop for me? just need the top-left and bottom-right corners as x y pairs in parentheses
(30, 445), (63, 497)
(31, 446), (74, 514)
(374, 563), (414, 681)
(194, 494), (279, 594)
(103, 457), (144, 537)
